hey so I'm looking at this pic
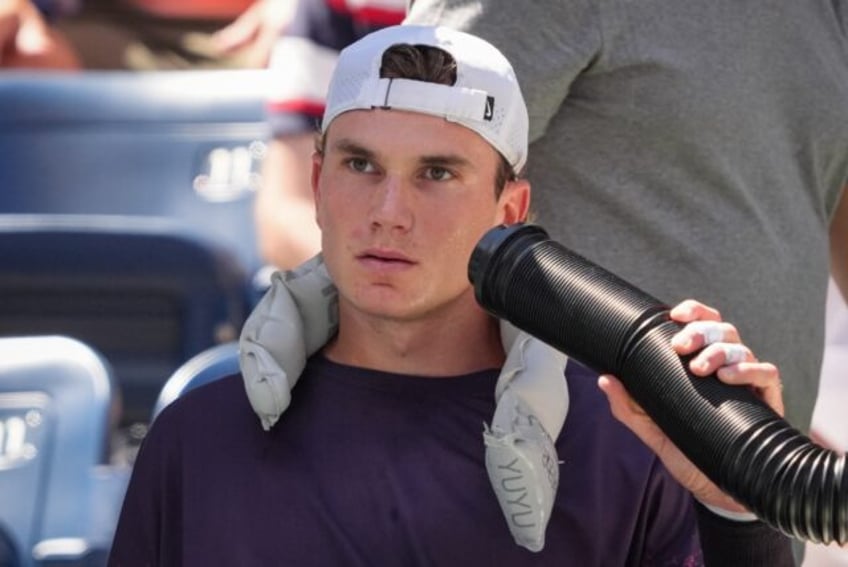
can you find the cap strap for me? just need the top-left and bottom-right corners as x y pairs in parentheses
(365, 77), (491, 123)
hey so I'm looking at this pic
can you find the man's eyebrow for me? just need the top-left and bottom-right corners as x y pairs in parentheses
(331, 138), (375, 158)
(419, 154), (473, 169)
(331, 139), (474, 169)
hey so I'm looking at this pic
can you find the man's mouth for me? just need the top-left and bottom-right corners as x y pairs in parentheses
(357, 249), (416, 268)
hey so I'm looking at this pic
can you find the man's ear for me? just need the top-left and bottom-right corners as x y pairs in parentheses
(498, 179), (531, 225)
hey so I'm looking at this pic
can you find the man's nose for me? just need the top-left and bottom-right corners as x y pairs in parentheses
(368, 176), (413, 231)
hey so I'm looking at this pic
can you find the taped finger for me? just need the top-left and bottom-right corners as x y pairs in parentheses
(721, 343), (750, 365)
(688, 321), (725, 345)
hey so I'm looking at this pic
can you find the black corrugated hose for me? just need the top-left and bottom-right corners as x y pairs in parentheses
(468, 223), (847, 544)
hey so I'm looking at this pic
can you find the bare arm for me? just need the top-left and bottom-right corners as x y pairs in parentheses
(211, 0), (297, 68)
(254, 133), (322, 270)
(830, 185), (848, 303)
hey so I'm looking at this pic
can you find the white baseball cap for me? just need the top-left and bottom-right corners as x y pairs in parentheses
(321, 25), (529, 173)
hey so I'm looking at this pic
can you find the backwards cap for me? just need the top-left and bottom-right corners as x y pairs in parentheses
(321, 25), (529, 173)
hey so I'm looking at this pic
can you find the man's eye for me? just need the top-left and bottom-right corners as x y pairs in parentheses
(425, 167), (454, 181)
(347, 157), (374, 173)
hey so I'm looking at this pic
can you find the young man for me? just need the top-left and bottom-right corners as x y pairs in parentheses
(108, 25), (791, 565)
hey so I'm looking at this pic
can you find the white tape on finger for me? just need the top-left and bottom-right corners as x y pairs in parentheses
(687, 321), (725, 345)
(722, 343), (749, 365)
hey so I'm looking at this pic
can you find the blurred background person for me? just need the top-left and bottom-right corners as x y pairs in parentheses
(255, 0), (406, 271)
(1, 0), (294, 70)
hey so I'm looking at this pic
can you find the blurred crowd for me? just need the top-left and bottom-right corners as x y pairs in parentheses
(0, 0), (295, 69)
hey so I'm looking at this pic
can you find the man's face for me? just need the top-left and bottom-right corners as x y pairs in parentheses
(313, 108), (528, 323)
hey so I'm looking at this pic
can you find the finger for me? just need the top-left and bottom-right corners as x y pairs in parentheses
(689, 342), (754, 375)
(598, 374), (645, 417)
(715, 361), (779, 388)
(669, 299), (722, 324)
(717, 362), (785, 417)
(598, 375), (668, 455)
(671, 320), (740, 354)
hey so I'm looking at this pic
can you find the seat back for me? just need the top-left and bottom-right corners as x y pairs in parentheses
(0, 336), (128, 567)
(0, 215), (248, 427)
(152, 341), (240, 420)
(0, 70), (271, 275)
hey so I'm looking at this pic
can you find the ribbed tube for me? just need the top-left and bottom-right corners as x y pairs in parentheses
(468, 223), (847, 544)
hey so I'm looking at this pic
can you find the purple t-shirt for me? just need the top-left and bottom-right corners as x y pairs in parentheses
(109, 356), (702, 566)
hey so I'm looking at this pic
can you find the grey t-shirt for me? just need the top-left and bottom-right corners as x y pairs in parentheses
(407, 0), (848, 429)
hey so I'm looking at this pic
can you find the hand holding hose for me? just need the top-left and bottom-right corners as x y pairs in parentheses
(599, 299), (784, 515)
(470, 222), (847, 543)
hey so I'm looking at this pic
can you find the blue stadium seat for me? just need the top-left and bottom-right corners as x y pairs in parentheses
(0, 70), (272, 275)
(0, 70), (272, 566)
(152, 341), (240, 420)
(0, 214), (249, 428)
(0, 70), (273, 426)
(0, 336), (129, 567)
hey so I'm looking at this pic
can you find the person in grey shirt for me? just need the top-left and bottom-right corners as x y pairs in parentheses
(405, 0), (848, 435)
